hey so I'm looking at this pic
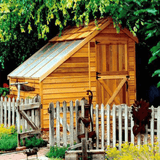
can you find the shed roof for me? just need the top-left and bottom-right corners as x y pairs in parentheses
(8, 17), (138, 82)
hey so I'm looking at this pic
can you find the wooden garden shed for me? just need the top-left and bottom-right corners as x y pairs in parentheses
(8, 17), (138, 129)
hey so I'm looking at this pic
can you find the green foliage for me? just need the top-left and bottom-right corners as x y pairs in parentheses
(22, 135), (48, 148)
(0, 133), (17, 151)
(106, 142), (160, 160)
(46, 145), (69, 159)
(0, 87), (9, 96)
(0, 125), (47, 151)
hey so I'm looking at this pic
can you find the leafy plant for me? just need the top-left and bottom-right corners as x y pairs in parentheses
(22, 135), (47, 148)
(106, 142), (160, 160)
(0, 133), (17, 151)
(46, 145), (69, 159)
(0, 124), (16, 137)
(0, 125), (47, 151)
(0, 87), (9, 97)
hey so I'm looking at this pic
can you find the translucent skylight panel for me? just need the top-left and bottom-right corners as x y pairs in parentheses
(17, 42), (63, 77)
(9, 43), (53, 77)
(32, 40), (82, 78)
(25, 41), (72, 77)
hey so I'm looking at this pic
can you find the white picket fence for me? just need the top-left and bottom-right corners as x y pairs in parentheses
(0, 96), (41, 130)
(48, 100), (160, 150)
(0, 97), (17, 127)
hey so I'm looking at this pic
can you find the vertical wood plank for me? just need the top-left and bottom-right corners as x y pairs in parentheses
(107, 104), (110, 146)
(101, 103), (105, 150)
(25, 98), (29, 131)
(4, 97), (7, 128)
(56, 101), (60, 147)
(112, 105), (116, 148)
(39, 82), (43, 129)
(124, 105), (128, 142)
(137, 134), (141, 148)
(70, 101), (74, 146)
(88, 42), (91, 89)
(21, 99), (25, 133)
(151, 106), (154, 146)
(90, 104), (93, 149)
(12, 98), (15, 126)
(144, 123), (148, 145)
(96, 104), (99, 149)
(125, 44), (128, 71)
(119, 45), (123, 71)
(112, 45), (117, 71)
(82, 138), (88, 160)
(16, 99), (21, 147)
(49, 102), (54, 147)
(118, 105), (122, 150)
(75, 100), (80, 144)
(8, 98), (11, 127)
(81, 100), (85, 133)
(131, 111), (134, 144)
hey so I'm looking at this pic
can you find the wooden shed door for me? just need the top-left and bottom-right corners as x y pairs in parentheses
(96, 43), (129, 106)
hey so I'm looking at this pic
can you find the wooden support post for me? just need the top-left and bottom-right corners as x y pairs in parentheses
(82, 138), (88, 160)
(49, 103), (54, 147)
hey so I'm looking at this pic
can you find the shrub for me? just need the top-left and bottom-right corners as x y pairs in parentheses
(0, 133), (17, 151)
(46, 145), (69, 159)
(0, 124), (47, 151)
(106, 142), (160, 160)
(23, 135), (48, 148)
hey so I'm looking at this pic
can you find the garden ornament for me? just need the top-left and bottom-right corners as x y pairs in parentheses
(131, 99), (152, 136)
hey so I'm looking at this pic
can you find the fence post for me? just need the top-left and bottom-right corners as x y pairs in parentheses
(56, 101), (60, 147)
(8, 98), (11, 127)
(107, 104), (110, 147)
(157, 106), (160, 152)
(101, 103), (104, 150)
(70, 101), (74, 146)
(131, 109), (134, 144)
(63, 101), (67, 147)
(75, 100), (80, 144)
(112, 105), (116, 148)
(118, 105), (122, 150)
(124, 105), (128, 143)
(96, 104), (99, 149)
(16, 99), (21, 147)
(4, 97), (7, 128)
(150, 106), (154, 146)
(12, 97), (15, 126)
(49, 102), (54, 147)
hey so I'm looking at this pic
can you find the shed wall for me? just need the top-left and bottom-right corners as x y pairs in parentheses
(9, 78), (40, 99)
(42, 44), (91, 128)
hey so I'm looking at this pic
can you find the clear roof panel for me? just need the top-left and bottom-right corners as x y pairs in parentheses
(9, 43), (53, 77)
(32, 40), (82, 78)
(8, 39), (83, 80)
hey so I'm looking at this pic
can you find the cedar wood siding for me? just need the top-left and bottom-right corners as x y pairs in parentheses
(42, 44), (91, 128)
(9, 78), (40, 99)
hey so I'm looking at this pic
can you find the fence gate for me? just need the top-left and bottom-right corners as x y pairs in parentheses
(16, 95), (41, 147)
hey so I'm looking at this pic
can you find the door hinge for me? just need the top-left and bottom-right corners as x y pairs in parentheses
(95, 41), (100, 45)
(96, 72), (101, 80)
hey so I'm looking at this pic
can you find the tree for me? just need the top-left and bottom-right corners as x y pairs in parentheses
(0, 0), (160, 86)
